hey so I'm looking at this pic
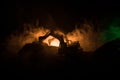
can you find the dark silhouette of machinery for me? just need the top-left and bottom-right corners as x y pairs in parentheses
(17, 30), (85, 76)
(38, 31), (51, 43)
(50, 31), (67, 55)
(46, 30), (84, 57)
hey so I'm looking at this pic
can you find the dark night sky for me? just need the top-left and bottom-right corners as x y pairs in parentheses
(1, 0), (120, 39)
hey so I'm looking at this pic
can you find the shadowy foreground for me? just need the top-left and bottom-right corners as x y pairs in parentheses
(0, 39), (120, 78)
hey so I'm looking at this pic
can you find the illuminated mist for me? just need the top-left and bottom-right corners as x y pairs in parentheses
(5, 18), (120, 54)
(5, 23), (101, 54)
(101, 18), (120, 43)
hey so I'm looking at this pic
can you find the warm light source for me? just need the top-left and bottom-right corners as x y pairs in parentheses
(50, 38), (60, 47)
(43, 35), (60, 47)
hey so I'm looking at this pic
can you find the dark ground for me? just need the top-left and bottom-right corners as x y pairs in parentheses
(0, 38), (120, 78)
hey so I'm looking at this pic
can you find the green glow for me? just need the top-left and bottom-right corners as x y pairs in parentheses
(101, 18), (120, 42)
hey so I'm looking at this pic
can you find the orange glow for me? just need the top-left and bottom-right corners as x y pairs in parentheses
(50, 39), (60, 47)
(43, 35), (60, 47)
(6, 23), (102, 54)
